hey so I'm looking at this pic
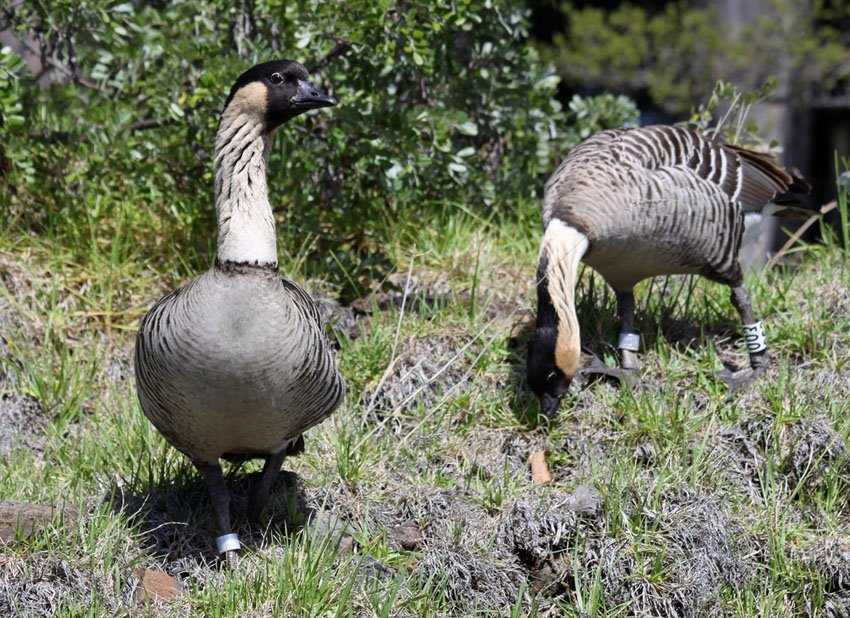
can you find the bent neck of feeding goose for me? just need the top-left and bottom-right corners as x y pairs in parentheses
(540, 220), (589, 379)
(214, 94), (278, 268)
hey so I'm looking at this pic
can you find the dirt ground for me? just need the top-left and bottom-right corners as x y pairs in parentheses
(1, 263), (849, 617)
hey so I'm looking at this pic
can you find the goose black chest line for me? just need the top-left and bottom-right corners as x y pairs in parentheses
(527, 125), (812, 419)
(134, 60), (344, 560)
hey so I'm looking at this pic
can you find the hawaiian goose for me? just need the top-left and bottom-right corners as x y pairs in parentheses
(135, 60), (345, 558)
(527, 125), (811, 418)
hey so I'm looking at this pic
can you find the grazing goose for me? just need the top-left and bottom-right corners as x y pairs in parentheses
(134, 60), (345, 559)
(527, 125), (811, 418)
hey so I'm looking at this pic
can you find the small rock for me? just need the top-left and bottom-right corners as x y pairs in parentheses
(390, 521), (424, 551)
(134, 567), (182, 603)
(563, 484), (602, 516)
(337, 535), (356, 555)
(0, 500), (78, 544)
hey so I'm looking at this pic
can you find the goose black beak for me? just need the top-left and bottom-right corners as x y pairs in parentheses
(292, 80), (337, 109)
(539, 393), (562, 420)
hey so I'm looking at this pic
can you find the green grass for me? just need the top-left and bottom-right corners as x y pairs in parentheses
(1, 201), (849, 616)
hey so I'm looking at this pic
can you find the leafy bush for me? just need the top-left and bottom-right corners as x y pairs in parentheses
(539, 2), (725, 116)
(0, 46), (26, 177)
(561, 93), (639, 147)
(1, 1), (642, 293)
(0, 2), (556, 283)
(0, 46), (25, 130)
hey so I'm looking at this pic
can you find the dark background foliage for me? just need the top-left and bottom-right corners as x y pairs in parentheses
(528, 0), (850, 118)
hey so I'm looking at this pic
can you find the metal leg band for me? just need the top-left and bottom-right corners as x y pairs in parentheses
(741, 321), (767, 354)
(216, 533), (240, 554)
(618, 332), (641, 352)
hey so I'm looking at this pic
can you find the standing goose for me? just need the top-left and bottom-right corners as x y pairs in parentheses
(527, 125), (811, 418)
(135, 60), (345, 559)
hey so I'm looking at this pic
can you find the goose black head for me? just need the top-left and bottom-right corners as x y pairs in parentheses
(527, 327), (571, 420)
(223, 59), (337, 130)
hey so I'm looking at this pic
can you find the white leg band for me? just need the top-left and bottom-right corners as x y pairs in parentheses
(742, 321), (767, 354)
(618, 332), (641, 352)
(216, 533), (240, 554)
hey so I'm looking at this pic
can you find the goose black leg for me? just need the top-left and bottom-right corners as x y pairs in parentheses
(718, 283), (768, 392)
(247, 449), (287, 524)
(574, 290), (638, 388)
(616, 290), (641, 372)
(196, 462), (240, 562)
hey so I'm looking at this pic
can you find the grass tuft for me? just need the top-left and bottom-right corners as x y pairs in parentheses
(1, 196), (849, 615)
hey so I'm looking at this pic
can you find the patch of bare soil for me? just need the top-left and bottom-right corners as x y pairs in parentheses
(0, 552), (116, 616)
(329, 480), (526, 612)
(0, 270), (48, 458)
(794, 537), (850, 616)
(102, 344), (134, 386)
(0, 552), (137, 617)
(497, 485), (751, 616)
(415, 546), (527, 611)
(0, 392), (48, 457)
(786, 417), (849, 489)
(360, 333), (506, 418)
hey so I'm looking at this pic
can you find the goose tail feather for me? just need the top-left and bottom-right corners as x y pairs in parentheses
(727, 144), (813, 216)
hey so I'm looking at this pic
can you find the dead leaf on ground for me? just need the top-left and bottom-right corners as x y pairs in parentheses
(529, 450), (551, 484)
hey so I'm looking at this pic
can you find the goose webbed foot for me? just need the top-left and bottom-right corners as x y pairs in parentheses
(716, 367), (757, 393)
(717, 350), (768, 394)
(576, 353), (638, 388)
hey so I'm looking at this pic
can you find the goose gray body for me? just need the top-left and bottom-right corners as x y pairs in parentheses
(543, 125), (805, 289)
(135, 262), (343, 465)
(528, 125), (812, 417)
(134, 59), (342, 558)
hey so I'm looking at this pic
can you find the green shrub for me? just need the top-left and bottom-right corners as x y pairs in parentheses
(0, 1), (637, 291)
(0, 45), (27, 179)
(561, 93), (639, 145)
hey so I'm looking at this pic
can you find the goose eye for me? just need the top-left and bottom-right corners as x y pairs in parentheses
(269, 72), (283, 85)
(547, 371), (558, 383)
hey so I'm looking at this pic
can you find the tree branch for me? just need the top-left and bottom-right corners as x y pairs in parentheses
(121, 118), (173, 132)
(309, 41), (352, 74)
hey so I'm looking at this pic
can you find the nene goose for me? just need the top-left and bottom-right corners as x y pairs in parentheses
(527, 125), (811, 418)
(135, 60), (345, 559)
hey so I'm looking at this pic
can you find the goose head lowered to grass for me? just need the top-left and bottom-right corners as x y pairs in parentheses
(527, 125), (812, 419)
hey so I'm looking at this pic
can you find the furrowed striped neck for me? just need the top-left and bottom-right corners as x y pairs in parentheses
(213, 107), (278, 268)
(540, 220), (588, 378)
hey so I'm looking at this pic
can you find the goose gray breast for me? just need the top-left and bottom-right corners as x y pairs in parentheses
(135, 263), (344, 463)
